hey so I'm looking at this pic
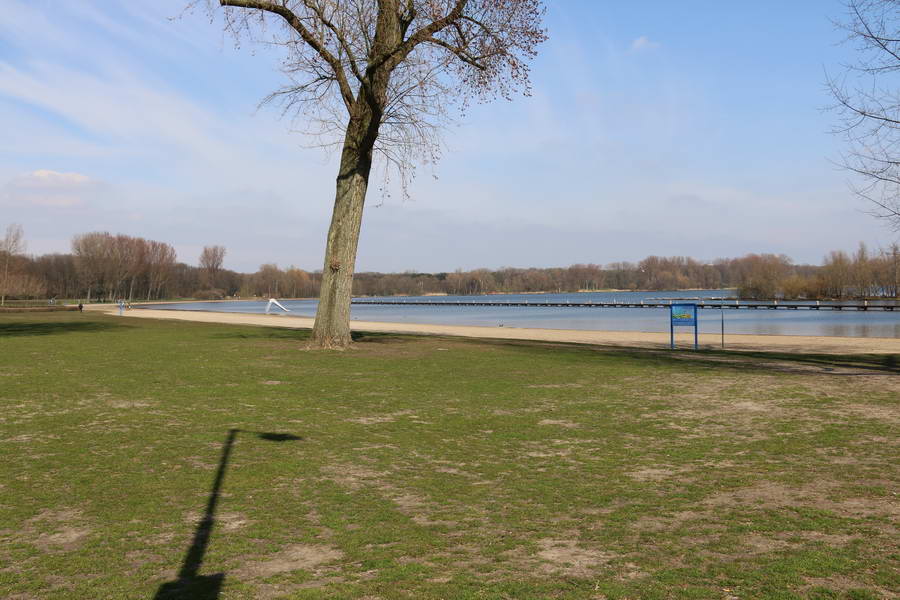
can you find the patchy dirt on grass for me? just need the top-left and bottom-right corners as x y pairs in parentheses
(124, 549), (163, 569)
(24, 508), (92, 552)
(527, 383), (584, 389)
(108, 399), (151, 409)
(183, 510), (250, 532)
(321, 461), (460, 527)
(631, 510), (707, 533)
(703, 480), (900, 519)
(833, 403), (900, 424)
(525, 448), (573, 459)
(643, 372), (900, 451)
(320, 463), (383, 490)
(538, 419), (580, 429)
(35, 527), (91, 551)
(234, 543), (343, 579)
(626, 466), (693, 482)
(535, 538), (613, 577)
(184, 456), (217, 470)
(346, 410), (416, 425)
(740, 533), (795, 555)
(803, 575), (896, 598)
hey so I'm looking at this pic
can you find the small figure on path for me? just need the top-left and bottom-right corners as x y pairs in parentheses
(78, 303), (83, 313)
(118, 300), (125, 316)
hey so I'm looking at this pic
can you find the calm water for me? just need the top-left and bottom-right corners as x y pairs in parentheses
(142, 290), (900, 338)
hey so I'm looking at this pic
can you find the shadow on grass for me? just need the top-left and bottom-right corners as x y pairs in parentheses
(154, 429), (302, 600)
(695, 348), (899, 374)
(445, 336), (900, 375)
(350, 330), (409, 344)
(208, 328), (310, 341)
(0, 321), (127, 337)
(204, 321), (897, 374)
(208, 329), (402, 344)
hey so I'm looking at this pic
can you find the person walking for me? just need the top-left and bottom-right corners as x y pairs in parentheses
(78, 303), (83, 313)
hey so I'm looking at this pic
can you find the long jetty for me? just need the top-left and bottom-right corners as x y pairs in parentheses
(351, 299), (897, 311)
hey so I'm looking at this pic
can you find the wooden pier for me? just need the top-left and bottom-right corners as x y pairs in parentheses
(351, 299), (898, 311)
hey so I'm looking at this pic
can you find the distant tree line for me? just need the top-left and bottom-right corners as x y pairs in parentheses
(0, 226), (898, 302)
(352, 245), (900, 299)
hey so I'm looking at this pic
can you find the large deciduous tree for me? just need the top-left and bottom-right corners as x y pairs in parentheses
(830, 0), (900, 228)
(208, 0), (547, 348)
(199, 245), (227, 289)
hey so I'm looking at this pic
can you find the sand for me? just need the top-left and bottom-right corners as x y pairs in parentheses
(90, 305), (900, 355)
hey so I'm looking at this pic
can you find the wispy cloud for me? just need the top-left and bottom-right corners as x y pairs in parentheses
(630, 36), (661, 52)
(0, 1), (891, 270)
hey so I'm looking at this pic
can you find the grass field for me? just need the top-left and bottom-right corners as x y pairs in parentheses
(0, 312), (897, 599)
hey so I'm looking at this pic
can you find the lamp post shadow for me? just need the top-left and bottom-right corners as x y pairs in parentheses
(153, 428), (301, 600)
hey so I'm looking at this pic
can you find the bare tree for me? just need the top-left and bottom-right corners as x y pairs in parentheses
(199, 245), (227, 289)
(124, 237), (149, 301)
(829, 0), (900, 228)
(207, 0), (547, 348)
(72, 232), (111, 302)
(1, 224), (26, 306)
(146, 241), (177, 300)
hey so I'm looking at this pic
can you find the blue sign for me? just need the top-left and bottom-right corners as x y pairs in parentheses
(670, 304), (697, 326)
(670, 303), (699, 349)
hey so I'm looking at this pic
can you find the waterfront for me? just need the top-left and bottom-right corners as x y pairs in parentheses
(142, 290), (900, 338)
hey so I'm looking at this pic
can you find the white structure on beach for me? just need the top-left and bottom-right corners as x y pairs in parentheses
(265, 298), (290, 314)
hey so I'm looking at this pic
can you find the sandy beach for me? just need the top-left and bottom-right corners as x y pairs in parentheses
(93, 306), (900, 354)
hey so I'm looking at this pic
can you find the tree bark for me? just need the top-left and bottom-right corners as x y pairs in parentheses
(310, 114), (375, 348)
(310, 60), (392, 348)
(302, 5), (401, 348)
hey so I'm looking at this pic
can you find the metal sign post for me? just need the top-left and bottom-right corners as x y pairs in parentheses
(670, 303), (698, 350)
(720, 306), (725, 349)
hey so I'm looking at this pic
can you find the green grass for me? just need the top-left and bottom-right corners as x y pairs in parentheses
(0, 312), (897, 600)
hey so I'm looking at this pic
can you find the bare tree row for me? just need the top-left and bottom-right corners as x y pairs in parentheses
(68, 233), (178, 302)
(353, 247), (899, 299)
(1, 225), (898, 301)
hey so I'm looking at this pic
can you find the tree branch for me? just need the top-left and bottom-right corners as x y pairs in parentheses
(375, 0), (469, 72)
(220, 0), (356, 109)
(423, 35), (486, 70)
(851, 1), (900, 67)
(301, 0), (366, 84)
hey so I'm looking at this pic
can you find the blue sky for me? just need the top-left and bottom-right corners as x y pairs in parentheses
(0, 0), (894, 272)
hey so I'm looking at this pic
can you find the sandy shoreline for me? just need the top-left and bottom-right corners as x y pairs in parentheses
(89, 306), (900, 354)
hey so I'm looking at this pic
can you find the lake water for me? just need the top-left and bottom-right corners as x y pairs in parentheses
(140, 290), (900, 338)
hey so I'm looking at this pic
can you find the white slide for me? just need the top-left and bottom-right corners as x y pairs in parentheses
(265, 298), (291, 314)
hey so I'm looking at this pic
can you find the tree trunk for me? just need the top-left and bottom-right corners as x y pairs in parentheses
(310, 145), (372, 348)
(309, 9), (398, 349)
(310, 107), (378, 348)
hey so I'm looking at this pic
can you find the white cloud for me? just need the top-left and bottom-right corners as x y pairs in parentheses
(29, 169), (90, 184)
(2, 169), (96, 208)
(630, 36), (661, 52)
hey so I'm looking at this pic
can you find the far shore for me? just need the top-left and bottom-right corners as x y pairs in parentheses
(88, 305), (900, 355)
